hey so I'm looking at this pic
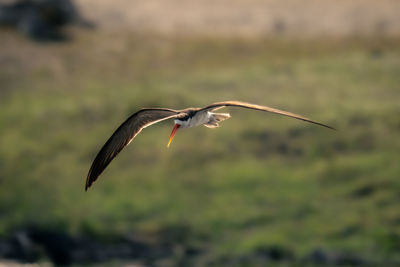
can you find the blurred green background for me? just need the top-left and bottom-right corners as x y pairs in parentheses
(1, 0), (400, 266)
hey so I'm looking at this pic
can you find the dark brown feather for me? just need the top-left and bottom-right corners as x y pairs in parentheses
(85, 108), (180, 191)
(200, 101), (335, 130)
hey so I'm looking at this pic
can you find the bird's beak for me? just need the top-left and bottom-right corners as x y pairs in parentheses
(167, 124), (180, 147)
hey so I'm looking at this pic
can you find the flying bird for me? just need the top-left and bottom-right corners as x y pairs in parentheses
(85, 101), (334, 190)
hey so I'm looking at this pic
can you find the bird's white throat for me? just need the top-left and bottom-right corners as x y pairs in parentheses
(175, 111), (230, 128)
(175, 111), (215, 128)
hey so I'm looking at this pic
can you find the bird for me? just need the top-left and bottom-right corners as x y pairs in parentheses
(85, 101), (334, 191)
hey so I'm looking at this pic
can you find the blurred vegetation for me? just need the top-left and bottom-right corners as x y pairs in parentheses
(1, 30), (400, 264)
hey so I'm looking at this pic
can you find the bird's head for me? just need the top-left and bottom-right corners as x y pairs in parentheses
(167, 110), (203, 147)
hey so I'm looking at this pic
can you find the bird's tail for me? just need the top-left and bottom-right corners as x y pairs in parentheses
(204, 112), (231, 128)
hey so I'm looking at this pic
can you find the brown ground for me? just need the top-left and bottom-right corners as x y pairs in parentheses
(75, 0), (400, 37)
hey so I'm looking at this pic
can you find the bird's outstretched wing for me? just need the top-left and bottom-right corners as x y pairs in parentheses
(200, 101), (335, 130)
(85, 108), (181, 191)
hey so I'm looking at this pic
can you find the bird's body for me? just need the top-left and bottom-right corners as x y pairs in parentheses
(85, 101), (334, 191)
(174, 110), (230, 128)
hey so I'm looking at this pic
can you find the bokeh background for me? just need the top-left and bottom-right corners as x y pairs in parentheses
(1, 0), (400, 266)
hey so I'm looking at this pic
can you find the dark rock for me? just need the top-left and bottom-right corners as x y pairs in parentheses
(305, 248), (365, 266)
(0, 231), (44, 263)
(27, 228), (76, 265)
(0, 237), (17, 258)
(254, 245), (294, 261)
(0, 227), (150, 264)
(0, 0), (93, 41)
(351, 184), (376, 198)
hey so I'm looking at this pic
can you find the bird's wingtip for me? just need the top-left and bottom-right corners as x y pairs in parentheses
(325, 124), (337, 131)
(313, 121), (336, 131)
(85, 177), (91, 191)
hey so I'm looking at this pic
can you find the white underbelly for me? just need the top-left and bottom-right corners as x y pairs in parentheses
(175, 112), (211, 128)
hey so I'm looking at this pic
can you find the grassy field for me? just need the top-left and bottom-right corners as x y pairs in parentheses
(1, 30), (400, 265)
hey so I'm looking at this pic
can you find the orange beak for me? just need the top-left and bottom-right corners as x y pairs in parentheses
(167, 124), (180, 147)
